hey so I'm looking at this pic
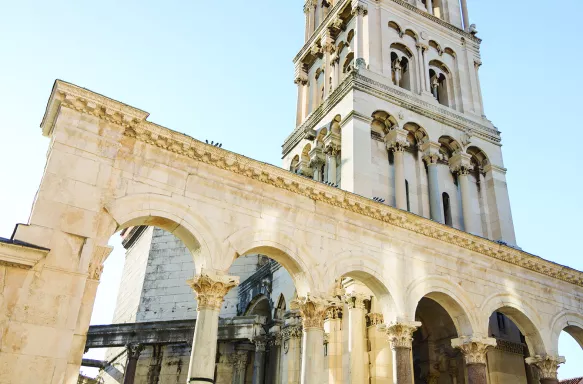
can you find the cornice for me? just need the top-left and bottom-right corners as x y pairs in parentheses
(283, 70), (501, 157)
(0, 241), (48, 269)
(54, 82), (583, 288)
(41, 80), (149, 137)
(387, 0), (481, 44)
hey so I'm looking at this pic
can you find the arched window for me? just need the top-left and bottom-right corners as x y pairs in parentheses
(443, 192), (452, 226)
(405, 180), (411, 212)
(290, 155), (300, 173)
(390, 44), (414, 92)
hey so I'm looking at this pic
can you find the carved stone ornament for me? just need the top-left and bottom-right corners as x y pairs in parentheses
(355, 57), (367, 70)
(451, 337), (497, 365)
(281, 325), (303, 340)
(309, 146), (326, 168)
(294, 73), (308, 86)
(525, 355), (566, 380)
(87, 245), (113, 281)
(385, 128), (410, 153)
(384, 321), (422, 350)
(291, 295), (340, 330)
(344, 292), (370, 310)
(449, 153), (474, 176)
(230, 351), (249, 370)
(351, 3), (368, 16)
(126, 343), (144, 359)
(367, 313), (384, 327)
(186, 272), (239, 311)
(254, 338), (267, 352)
(325, 307), (342, 320)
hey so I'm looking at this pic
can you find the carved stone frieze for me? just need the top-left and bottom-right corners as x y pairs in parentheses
(186, 272), (239, 311)
(344, 292), (369, 310)
(87, 245), (113, 281)
(367, 313), (384, 327)
(525, 355), (566, 380)
(281, 325), (303, 340)
(449, 153), (474, 175)
(451, 337), (497, 365)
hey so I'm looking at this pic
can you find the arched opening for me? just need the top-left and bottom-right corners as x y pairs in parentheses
(559, 330), (583, 380)
(390, 43), (414, 92)
(405, 179), (411, 212)
(290, 155), (300, 173)
(413, 297), (466, 383)
(486, 306), (547, 384)
(343, 52), (355, 79)
(429, 61), (452, 107)
(443, 192), (452, 226)
(466, 146), (491, 238)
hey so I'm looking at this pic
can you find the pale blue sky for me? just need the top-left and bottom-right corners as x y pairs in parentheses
(0, 0), (581, 379)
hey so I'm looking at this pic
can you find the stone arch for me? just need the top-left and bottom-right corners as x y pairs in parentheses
(480, 292), (548, 355)
(104, 193), (218, 272)
(324, 251), (404, 322)
(244, 294), (271, 319)
(388, 21), (403, 36)
(550, 311), (583, 352)
(466, 145), (490, 169)
(444, 47), (456, 59)
(405, 275), (478, 337)
(403, 121), (430, 146)
(438, 135), (462, 160)
(221, 227), (317, 297)
(404, 28), (419, 42)
(371, 110), (399, 134)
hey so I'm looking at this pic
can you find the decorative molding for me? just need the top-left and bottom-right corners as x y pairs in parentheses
(367, 313), (384, 327)
(344, 292), (370, 309)
(494, 339), (526, 355)
(52, 81), (583, 288)
(186, 272), (239, 311)
(281, 325), (303, 340)
(0, 241), (48, 270)
(291, 295), (341, 330)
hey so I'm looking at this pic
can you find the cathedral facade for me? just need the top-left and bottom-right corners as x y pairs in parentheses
(0, 1), (582, 384)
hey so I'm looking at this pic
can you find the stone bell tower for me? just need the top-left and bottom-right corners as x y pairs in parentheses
(282, 0), (517, 245)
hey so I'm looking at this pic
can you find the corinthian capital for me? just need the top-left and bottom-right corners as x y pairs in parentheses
(344, 292), (370, 309)
(525, 355), (566, 380)
(187, 271), (239, 311)
(351, 2), (368, 16)
(385, 128), (410, 153)
(451, 337), (497, 365)
(382, 321), (422, 350)
(294, 73), (308, 86)
(420, 141), (442, 166)
(291, 295), (341, 330)
(449, 153), (473, 175)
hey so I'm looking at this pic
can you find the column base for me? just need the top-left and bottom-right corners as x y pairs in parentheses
(188, 378), (215, 384)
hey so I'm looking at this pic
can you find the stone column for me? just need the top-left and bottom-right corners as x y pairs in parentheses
(252, 338), (267, 384)
(384, 321), (421, 384)
(345, 293), (370, 384)
(187, 272), (239, 384)
(304, 5), (311, 41)
(426, 0), (433, 15)
(415, 44), (424, 94)
(460, 0), (470, 31)
(352, 2), (368, 67)
(292, 295), (340, 384)
(477, 169), (492, 239)
(323, 33), (335, 99)
(283, 324), (303, 384)
(385, 129), (410, 210)
(123, 344), (143, 384)
(452, 337), (497, 384)
(421, 142), (443, 223)
(325, 307), (343, 383)
(474, 60), (485, 116)
(295, 71), (308, 126)
(449, 153), (476, 235)
(368, 313), (392, 384)
(231, 351), (249, 384)
(526, 355), (566, 384)
(268, 332), (283, 384)
(324, 130), (341, 185)
(417, 44), (431, 94)
(309, 145), (326, 182)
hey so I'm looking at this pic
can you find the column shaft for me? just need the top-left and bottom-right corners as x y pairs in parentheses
(415, 48), (423, 94)
(348, 305), (366, 383)
(478, 172), (491, 238)
(123, 345), (142, 384)
(328, 153), (337, 184)
(252, 346), (266, 384)
(296, 83), (305, 126)
(326, 317), (343, 383)
(394, 150), (407, 210)
(301, 328), (325, 384)
(188, 308), (220, 383)
(422, 48), (430, 92)
(458, 173), (476, 234)
(426, 0), (433, 15)
(427, 163), (443, 223)
(460, 0), (470, 30)
(393, 348), (413, 384)
(466, 364), (488, 384)
(354, 8), (365, 62)
(288, 336), (302, 384)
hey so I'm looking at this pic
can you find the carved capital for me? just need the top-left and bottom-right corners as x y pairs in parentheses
(416, 43), (429, 52)
(383, 321), (421, 350)
(525, 355), (566, 380)
(385, 128), (410, 153)
(126, 343), (144, 359)
(325, 306), (342, 320)
(294, 73), (308, 86)
(281, 325), (303, 340)
(420, 141), (442, 165)
(344, 292), (370, 310)
(367, 313), (384, 327)
(351, 2), (368, 16)
(309, 146), (326, 168)
(449, 153), (473, 175)
(254, 337), (267, 352)
(452, 337), (497, 365)
(291, 295), (340, 330)
(310, 44), (323, 58)
(187, 272), (239, 311)
(230, 351), (249, 370)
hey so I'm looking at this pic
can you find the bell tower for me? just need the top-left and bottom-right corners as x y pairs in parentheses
(282, 0), (516, 245)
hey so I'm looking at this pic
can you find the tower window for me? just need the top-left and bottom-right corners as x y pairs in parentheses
(443, 192), (452, 226)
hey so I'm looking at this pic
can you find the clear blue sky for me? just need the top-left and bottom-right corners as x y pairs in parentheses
(0, 0), (581, 379)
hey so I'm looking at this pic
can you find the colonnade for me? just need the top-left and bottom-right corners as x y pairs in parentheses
(184, 272), (565, 384)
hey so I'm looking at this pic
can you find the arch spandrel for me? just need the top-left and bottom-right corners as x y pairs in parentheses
(324, 250), (404, 323)
(550, 311), (583, 352)
(104, 193), (219, 273)
(405, 275), (479, 337)
(221, 227), (319, 296)
(480, 292), (550, 355)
